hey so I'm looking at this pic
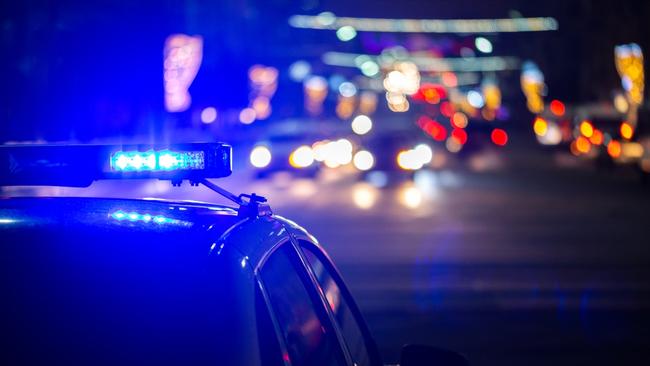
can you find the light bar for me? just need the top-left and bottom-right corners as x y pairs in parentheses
(289, 14), (559, 34)
(322, 51), (520, 72)
(0, 143), (232, 187)
(110, 150), (205, 172)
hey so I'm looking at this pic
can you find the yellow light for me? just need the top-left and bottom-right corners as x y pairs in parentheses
(400, 186), (423, 209)
(533, 117), (548, 136)
(352, 183), (378, 210)
(289, 145), (315, 168)
(579, 121), (594, 138)
(620, 122), (634, 140)
(250, 146), (272, 168)
(613, 94), (629, 113)
(353, 150), (375, 171)
(621, 142), (644, 158)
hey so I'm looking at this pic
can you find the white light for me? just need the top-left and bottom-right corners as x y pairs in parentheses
(537, 121), (563, 146)
(338, 81), (357, 97)
(360, 60), (380, 77)
(290, 145), (315, 168)
(414, 144), (433, 164)
(131, 155), (143, 169)
(250, 146), (272, 168)
(312, 140), (330, 162)
(384, 71), (406, 93)
(397, 150), (424, 170)
(353, 150), (375, 171)
(475, 37), (493, 53)
(316, 11), (336, 26)
(289, 60), (311, 81)
(336, 25), (357, 42)
(200, 107), (217, 124)
(115, 155), (129, 170)
(239, 108), (256, 124)
(467, 90), (485, 108)
(159, 154), (176, 169)
(326, 139), (353, 166)
(351, 115), (373, 135)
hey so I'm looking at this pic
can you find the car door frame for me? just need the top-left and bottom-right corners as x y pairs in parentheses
(254, 235), (354, 366)
(292, 237), (383, 366)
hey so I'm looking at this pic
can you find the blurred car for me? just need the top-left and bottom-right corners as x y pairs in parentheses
(249, 133), (320, 179)
(0, 143), (468, 366)
(359, 131), (434, 187)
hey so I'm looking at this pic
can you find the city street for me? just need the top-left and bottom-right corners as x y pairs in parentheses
(3, 1), (650, 365)
(255, 146), (650, 365)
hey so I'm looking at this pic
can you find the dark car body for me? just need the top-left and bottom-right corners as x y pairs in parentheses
(0, 197), (381, 366)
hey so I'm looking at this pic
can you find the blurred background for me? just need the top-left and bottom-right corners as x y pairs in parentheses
(2, 0), (650, 365)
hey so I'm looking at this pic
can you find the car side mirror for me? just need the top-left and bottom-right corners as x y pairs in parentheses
(400, 344), (469, 366)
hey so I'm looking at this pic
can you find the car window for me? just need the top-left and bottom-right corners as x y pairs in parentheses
(259, 243), (346, 366)
(301, 243), (377, 366)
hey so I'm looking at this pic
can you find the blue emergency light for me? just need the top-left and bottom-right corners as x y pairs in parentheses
(0, 143), (232, 187)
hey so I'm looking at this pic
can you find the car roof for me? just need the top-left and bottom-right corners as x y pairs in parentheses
(0, 196), (317, 264)
(0, 196), (241, 237)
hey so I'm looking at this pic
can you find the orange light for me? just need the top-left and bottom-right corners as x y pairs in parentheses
(441, 72), (458, 88)
(423, 88), (441, 104)
(579, 120), (594, 138)
(533, 117), (548, 136)
(451, 112), (468, 128)
(549, 100), (565, 116)
(491, 128), (508, 146)
(575, 136), (591, 154)
(589, 129), (604, 145)
(607, 140), (622, 158)
(620, 122), (634, 140)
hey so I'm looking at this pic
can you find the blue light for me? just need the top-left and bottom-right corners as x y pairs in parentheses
(112, 211), (127, 220)
(109, 210), (191, 227)
(110, 150), (205, 172)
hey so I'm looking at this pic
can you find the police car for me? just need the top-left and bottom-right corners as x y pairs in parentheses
(0, 143), (467, 366)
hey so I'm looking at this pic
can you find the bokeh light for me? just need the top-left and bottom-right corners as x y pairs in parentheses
(200, 107), (217, 124)
(491, 128), (508, 146)
(353, 150), (375, 171)
(351, 115), (373, 135)
(289, 145), (315, 168)
(250, 146), (272, 168)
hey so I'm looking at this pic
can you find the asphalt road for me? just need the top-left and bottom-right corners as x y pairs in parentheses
(16, 143), (650, 365)
(241, 146), (650, 365)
